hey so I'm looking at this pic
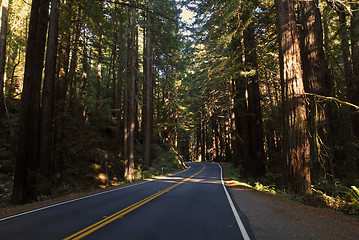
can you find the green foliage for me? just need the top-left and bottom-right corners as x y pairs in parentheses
(226, 162), (242, 181)
(142, 145), (185, 178)
(342, 186), (359, 203)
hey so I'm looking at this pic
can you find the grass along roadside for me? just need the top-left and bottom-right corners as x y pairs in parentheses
(222, 162), (359, 218)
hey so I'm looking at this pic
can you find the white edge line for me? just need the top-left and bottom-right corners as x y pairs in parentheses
(0, 181), (149, 222)
(216, 163), (251, 240)
(0, 166), (192, 223)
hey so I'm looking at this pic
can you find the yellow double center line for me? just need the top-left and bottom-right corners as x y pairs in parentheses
(64, 164), (205, 240)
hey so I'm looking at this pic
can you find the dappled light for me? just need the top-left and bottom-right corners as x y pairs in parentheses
(0, 2), (358, 238)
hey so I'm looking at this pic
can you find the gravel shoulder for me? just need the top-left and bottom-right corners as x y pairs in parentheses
(226, 180), (359, 240)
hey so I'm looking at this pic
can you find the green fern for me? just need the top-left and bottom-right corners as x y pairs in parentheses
(343, 186), (359, 203)
(350, 186), (359, 202)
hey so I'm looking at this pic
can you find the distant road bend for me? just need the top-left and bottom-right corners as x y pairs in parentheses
(0, 162), (254, 240)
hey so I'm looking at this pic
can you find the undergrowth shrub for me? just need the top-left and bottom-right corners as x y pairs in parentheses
(142, 145), (185, 178)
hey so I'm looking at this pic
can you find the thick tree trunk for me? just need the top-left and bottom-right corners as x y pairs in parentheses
(12, 0), (50, 203)
(236, 79), (252, 172)
(38, 0), (59, 191)
(53, 1), (71, 184)
(124, 2), (136, 182)
(299, 0), (334, 181)
(0, 0), (8, 117)
(231, 30), (251, 170)
(275, 0), (311, 194)
(244, 21), (266, 178)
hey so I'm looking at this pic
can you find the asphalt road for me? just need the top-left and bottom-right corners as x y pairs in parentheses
(0, 162), (254, 240)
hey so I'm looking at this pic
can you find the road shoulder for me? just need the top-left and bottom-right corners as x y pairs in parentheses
(221, 164), (359, 240)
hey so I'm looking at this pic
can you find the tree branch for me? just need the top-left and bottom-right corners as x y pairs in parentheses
(104, 0), (173, 21)
(305, 93), (359, 110)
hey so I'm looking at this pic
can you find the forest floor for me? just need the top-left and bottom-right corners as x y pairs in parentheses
(220, 163), (359, 240)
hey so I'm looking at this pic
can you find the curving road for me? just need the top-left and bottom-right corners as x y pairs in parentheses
(0, 162), (254, 240)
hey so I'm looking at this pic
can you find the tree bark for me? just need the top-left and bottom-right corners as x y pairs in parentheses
(12, 0), (50, 203)
(244, 21), (266, 178)
(116, 24), (124, 144)
(275, 0), (311, 194)
(80, 33), (89, 120)
(38, 0), (60, 190)
(0, 0), (8, 117)
(124, 2), (136, 182)
(68, 23), (80, 111)
(299, 0), (334, 181)
(111, 28), (118, 116)
(337, 11), (354, 102)
(53, 0), (72, 184)
(144, 9), (153, 168)
(96, 34), (102, 110)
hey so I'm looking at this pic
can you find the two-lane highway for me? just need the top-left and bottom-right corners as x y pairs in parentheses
(0, 162), (254, 240)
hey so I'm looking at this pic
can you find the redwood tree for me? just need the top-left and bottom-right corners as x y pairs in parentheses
(299, 0), (334, 180)
(144, 8), (153, 168)
(12, 0), (50, 203)
(38, 0), (60, 189)
(275, 0), (311, 194)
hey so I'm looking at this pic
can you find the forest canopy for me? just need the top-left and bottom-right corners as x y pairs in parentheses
(0, 0), (358, 205)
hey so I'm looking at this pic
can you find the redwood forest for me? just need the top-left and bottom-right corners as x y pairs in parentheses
(0, 0), (359, 215)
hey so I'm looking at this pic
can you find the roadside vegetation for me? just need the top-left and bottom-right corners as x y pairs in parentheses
(0, 100), (184, 209)
(225, 163), (359, 217)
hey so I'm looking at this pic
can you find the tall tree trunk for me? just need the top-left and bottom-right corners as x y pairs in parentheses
(230, 79), (241, 167)
(80, 34), (89, 121)
(38, 0), (60, 191)
(0, 0), (8, 117)
(275, 0), (311, 194)
(68, 23), (80, 111)
(231, 30), (252, 170)
(350, 4), (359, 138)
(196, 121), (202, 161)
(116, 25), (124, 144)
(235, 77), (252, 174)
(96, 34), (102, 110)
(244, 21), (266, 178)
(125, 2), (136, 182)
(53, 1), (71, 184)
(299, 0), (334, 181)
(202, 111), (207, 161)
(144, 9), (153, 168)
(111, 28), (118, 116)
(123, 12), (130, 179)
(12, 0), (50, 203)
(337, 11), (354, 102)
